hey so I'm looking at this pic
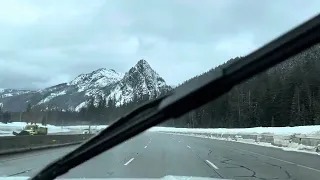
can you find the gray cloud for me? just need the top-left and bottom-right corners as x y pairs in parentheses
(0, 0), (319, 89)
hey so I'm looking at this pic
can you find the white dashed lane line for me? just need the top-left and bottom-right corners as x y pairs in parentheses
(124, 158), (134, 166)
(144, 146), (148, 148)
(206, 160), (219, 170)
(187, 145), (191, 149)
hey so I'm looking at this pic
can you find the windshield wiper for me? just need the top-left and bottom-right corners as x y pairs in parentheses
(30, 13), (320, 180)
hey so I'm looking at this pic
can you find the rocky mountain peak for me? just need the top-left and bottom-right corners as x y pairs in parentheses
(108, 59), (168, 106)
(135, 59), (151, 69)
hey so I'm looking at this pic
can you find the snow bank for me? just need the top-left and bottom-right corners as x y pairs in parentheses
(149, 125), (320, 136)
(0, 122), (109, 136)
(2, 121), (320, 138)
(0, 122), (70, 136)
(168, 132), (320, 155)
(64, 125), (108, 131)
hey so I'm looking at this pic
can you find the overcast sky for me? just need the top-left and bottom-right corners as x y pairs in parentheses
(0, 0), (319, 90)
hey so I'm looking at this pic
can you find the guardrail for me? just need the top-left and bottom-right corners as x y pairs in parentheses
(0, 134), (93, 155)
(158, 131), (320, 152)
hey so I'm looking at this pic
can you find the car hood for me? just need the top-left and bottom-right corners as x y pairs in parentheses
(0, 176), (232, 180)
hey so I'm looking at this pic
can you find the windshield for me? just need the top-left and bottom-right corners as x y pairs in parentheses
(0, 1), (319, 180)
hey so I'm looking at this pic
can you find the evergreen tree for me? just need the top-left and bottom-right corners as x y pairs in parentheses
(41, 115), (47, 126)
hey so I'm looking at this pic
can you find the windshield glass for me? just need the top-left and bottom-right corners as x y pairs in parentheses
(0, 1), (319, 180)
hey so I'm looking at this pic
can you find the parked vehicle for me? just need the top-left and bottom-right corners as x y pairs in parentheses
(13, 124), (48, 136)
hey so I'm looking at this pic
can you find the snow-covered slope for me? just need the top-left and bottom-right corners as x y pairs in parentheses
(0, 89), (34, 98)
(109, 59), (170, 106)
(68, 68), (124, 92)
(0, 60), (171, 112)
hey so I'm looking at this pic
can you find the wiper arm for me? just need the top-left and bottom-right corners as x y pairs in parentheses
(30, 13), (320, 180)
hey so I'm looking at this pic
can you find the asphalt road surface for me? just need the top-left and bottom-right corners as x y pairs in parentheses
(0, 132), (319, 180)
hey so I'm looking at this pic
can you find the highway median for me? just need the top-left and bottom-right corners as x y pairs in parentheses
(0, 134), (93, 155)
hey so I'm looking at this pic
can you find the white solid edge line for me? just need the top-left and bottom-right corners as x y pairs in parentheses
(237, 148), (320, 173)
(144, 146), (147, 148)
(297, 164), (320, 173)
(124, 158), (134, 166)
(206, 160), (219, 169)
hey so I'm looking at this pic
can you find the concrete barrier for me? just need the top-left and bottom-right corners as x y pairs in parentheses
(259, 135), (274, 143)
(0, 134), (93, 155)
(292, 135), (320, 146)
(158, 130), (320, 152)
(291, 135), (320, 152)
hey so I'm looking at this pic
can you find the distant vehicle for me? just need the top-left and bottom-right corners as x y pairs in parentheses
(82, 129), (90, 134)
(13, 124), (48, 136)
(82, 128), (100, 134)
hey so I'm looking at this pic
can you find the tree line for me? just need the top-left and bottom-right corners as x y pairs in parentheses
(162, 44), (320, 128)
(1, 90), (168, 126)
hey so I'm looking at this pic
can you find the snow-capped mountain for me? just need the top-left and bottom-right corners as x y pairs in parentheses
(0, 60), (171, 112)
(109, 59), (169, 106)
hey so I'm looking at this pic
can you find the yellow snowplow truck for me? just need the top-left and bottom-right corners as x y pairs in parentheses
(13, 124), (48, 136)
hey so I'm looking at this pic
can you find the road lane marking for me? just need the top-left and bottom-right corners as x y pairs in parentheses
(144, 146), (148, 148)
(297, 164), (320, 173)
(124, 158), (134, 166)
(206, 160), (219, 169)
(6, 169), (33, 177)
(174, 133), (320, 174)
(237, 148), (294, 164)
(236, 148), (320, 172)
(187, 145), (191, 149)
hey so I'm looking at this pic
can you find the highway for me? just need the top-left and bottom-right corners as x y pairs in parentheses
(0, 132), (319, 180)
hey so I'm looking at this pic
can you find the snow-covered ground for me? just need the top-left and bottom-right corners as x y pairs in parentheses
(0, 122), (70, 136)
(148, 125), (320, 137)
(0, 122), (108, 136)
(2, 122), (320, 137)
(65, 125), (108, 133)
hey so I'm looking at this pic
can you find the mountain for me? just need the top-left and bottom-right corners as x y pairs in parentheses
(0, 59), (171, 112)
(108, 59), (170, 106)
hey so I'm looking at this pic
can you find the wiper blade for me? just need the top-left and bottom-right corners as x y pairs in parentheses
(29, 94), (169, 180)
(30, 13), (320, 180)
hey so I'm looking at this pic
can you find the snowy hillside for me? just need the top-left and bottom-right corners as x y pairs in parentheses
(0, 89), (35, 99)
(0, 60), (171, 112)
(68, 68), (124, 92)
